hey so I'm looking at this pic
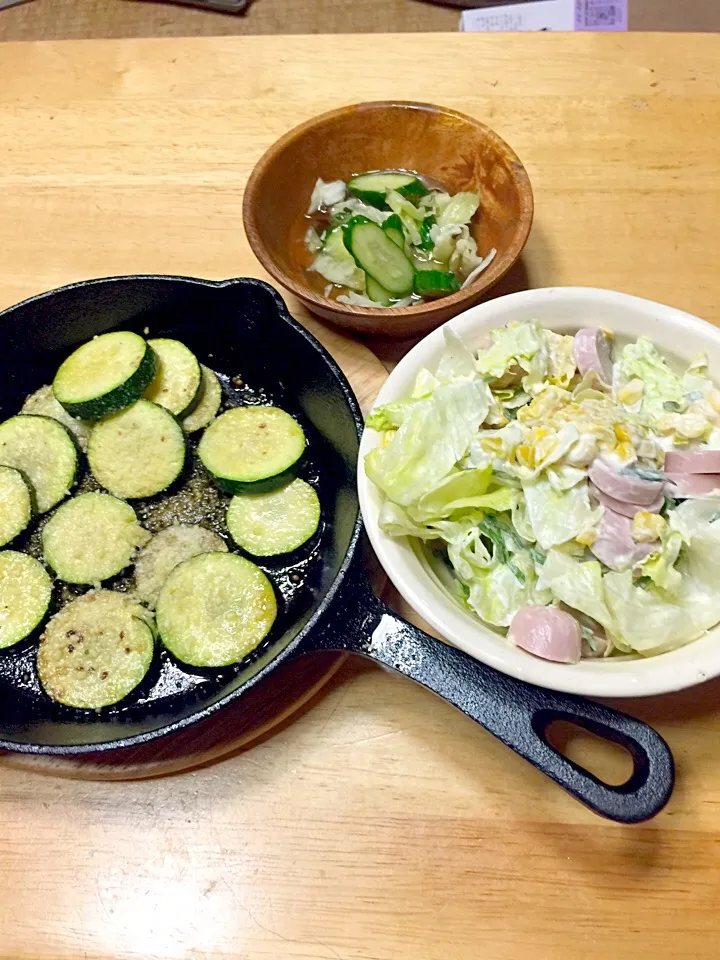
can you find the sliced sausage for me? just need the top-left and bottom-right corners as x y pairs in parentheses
(589, 459), (665, 506)
(665, 472), (720, 499)
(508, 605), (582, 664)
(590, 509), (658, 571)
(573, 328), (614, 385)
(590, 484), (664, 519)
(664, 449), (720, 474)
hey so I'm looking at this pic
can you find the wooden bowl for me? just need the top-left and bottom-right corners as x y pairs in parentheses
(243, 100), (534, 339)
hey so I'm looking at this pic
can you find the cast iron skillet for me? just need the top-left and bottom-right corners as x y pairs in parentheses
(0, 275), (674, 823)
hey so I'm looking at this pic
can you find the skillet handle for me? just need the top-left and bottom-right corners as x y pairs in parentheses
(307, 575), (674, 823)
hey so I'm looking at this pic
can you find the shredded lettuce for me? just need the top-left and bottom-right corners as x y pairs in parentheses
(310, 226), (365, 291)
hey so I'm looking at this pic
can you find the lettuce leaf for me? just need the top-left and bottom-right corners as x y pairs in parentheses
(435, 329), (477, 382)
(364, 379), (491, 505)
(466, 551), (548, 627)
(366, 399), (421, 431)
(475, 320), (546, 381)
(522, 478), (600, 550)
(616, 337), (685, 424)
(536, 549), (615, 634)
(409, 467), (492, 521)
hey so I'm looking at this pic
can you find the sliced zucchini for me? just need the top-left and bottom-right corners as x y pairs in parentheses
(414, 270), (461, 298)
(134, 523), (228, 607)
(88, 400), (185, 499)
(0, 467), (33, 547)
(143, 338), (202, 417)
(37, 590), (155, 710)
(53, 331), (157, 420)
(0, 415), (78, 513)
(157, 552), (277, 668)
(226, 479), (321, 557)
(21, 385), (93, 451)
(348, 172), (428, 209)
(42, 493), (150, 584)
(182, 365), (222, 434)
(0, 551), (52, 649)
(199, 406), (305, 494)
(382, 214), (406, 249)
(344, 219), (414, 297)
(366, 276), (394, 306)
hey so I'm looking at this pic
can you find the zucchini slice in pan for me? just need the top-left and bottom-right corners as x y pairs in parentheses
(37, 590), (155, 710)
(133, 523), (227, 608)
(181, 365), (222, 434)
(0, 415), (78, 514)
(226, 479), (320, 557)
(0, 551), (52, 649)
(143, 338), (202, 417)
(21, 384), (93, 451)
(88, 400), (185, 499)
(157, 552), (276, 668)
(198, 406), (305, 494)
(53, 331), (157, 420)
(0, 466), (33, 547)
(42, 492), (150, 584)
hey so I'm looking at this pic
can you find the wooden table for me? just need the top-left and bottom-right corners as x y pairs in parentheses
(1, 32), (720, 960)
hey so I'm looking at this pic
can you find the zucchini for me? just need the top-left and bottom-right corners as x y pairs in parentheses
(366, 276), (394, 306)
(344, 219), (414, 297)
(21, 385), (93, 451)
(157, 552), (277, 668)
(418, 216), (436, 251)
(181, 365), (223, 434)
(0, 467), (33, 547)
(53, 331), (157, 420)
(134, 522), (228, 607)
(0, 551), (52, 649)
(88, 400), (185, 499)
(42, 492), (150, 584)
(0, 415), (78, 513)
(226, 478), (321, 557)
(143, 338), (202, 417)
(348, 172), (428, 209)
(382, 214), (406, 249)
(199, 406), (305, 494)
(414, 270), (461, 298)
(37, 590), (155, 710)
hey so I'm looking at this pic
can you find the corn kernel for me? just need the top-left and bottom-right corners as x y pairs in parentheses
(614, 424), (631, 444)
(515, 445), (535, 469)
(632, 512), (667, 543)
(575, 528), (597, 547)
(618, 379), (644, 406)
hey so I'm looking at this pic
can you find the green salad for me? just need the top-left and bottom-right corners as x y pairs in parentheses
(365, 320), (720, 663)
(304, 171), (496, 307)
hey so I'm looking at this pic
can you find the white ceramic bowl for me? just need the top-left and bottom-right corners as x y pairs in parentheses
(358, 287), (720, 698)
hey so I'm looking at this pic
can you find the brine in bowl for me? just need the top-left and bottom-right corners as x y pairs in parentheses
(358, 287), (720, 698)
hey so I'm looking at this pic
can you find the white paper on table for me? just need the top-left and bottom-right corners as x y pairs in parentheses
(460, 0), (628, 32)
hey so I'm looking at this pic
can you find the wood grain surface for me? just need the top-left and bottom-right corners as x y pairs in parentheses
(1, 31), (720, 960)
